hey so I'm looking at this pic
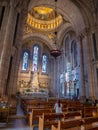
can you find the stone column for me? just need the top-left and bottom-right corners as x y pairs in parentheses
(0, 2), (17, 95)
(84, 29), (95, 100)
(54, 58), (57, 96)
(91, 25), (98, 99)
(78, 35), (86, 101)
(57, 57), (60, 97)
(0, 1), (8, 58)
(50, 58), (55, 96)
(8, 6), (29, 95)
(59, 49), (65, 97)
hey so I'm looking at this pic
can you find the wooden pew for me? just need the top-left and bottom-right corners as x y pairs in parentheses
(64, 110), (82, 119)
(83, 106), (97, 117)
(29, 108), (54, 127)
(87, 127), (98, 130)
(21, 98), (83, 114)
(26, 105), (50, 114)
(39, 113), (64, 130)
(83, 116), (98, 130)
(21, 99), (49, 113)
(39, 111), (82, 130)
(67, 106), (83, 112)
(52, 119), (83, 130)
(52, 117), (98, 130)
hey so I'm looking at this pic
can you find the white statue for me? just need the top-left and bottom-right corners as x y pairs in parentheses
(32, 71), (39, 89)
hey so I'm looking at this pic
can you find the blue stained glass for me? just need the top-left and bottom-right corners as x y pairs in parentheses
(65, 37), (70, 62)
(74, 42), (78, 67)
(32, 46), (39, 71)
(22, 52), (29, 71)
(42, 55), (47, 73)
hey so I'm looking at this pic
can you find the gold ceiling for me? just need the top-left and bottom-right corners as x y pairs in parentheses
(34, 6), (53, 16)
(26, 6), (63, 32)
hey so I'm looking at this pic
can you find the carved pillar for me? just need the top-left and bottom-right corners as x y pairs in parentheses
(0, 1), (8, 58)
(0, 2), (17, 95)
(54, 58), (58, 96)
(52, 58), (56, 96)
(50, 58), (55, 96)
(90, 25), (98, 99)
(8, 6), (28, 95)
(57, 57), (60, 97)
(84, 29), (95, 100)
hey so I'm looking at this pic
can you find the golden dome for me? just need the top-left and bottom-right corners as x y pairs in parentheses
(27, 6), (63, 32)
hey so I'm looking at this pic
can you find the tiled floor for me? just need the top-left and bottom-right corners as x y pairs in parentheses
(0, 98), (38, 130)
(0, 121), (33, 130)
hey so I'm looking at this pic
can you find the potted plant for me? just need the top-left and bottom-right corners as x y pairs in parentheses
(26, 88), (31, 92)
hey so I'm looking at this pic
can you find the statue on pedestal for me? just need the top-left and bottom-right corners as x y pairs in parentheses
(31, 71), (39, 92)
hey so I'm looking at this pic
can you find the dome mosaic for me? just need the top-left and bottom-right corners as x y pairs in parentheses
(27, 6), (63, 32)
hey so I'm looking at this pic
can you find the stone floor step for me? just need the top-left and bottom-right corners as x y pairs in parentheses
(8, 115), (26, 119)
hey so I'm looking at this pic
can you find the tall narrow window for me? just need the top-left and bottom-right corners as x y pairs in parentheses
(0, 6), (5, 29)
(74, 42), (78, 67)
(65, 37), (70, 62)
(22, 52), (29, 71)
(71, 42), (78, 68)
(42, 54), (48, 73)
(32, 45), (39, 71)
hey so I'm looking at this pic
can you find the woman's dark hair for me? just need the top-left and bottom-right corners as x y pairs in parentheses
(58, 99), (61, 107)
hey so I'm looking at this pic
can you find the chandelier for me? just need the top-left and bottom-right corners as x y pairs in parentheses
(50, 49), (61, 58)
(50, 0), (61, 58)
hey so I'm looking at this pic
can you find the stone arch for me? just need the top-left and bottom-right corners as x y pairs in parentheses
(23, 33), (54, 50)
(28, 0), (86, 32)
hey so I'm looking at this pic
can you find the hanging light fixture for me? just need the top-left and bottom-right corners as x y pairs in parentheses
(50, 0), (61, 58)
(50, 49), (61, 58)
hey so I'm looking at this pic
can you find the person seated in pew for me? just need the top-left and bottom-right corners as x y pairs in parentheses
(54, 99), (63, 113)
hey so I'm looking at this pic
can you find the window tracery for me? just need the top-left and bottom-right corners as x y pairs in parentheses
(42, 54), (48, 73)
(32, 45), (39, 71)
(22, 51), (29, 71)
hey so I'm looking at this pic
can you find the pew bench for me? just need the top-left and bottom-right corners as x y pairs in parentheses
(52, 117), (98, 130)
(52, 119), (83, 130)
(64, 110), (82, 119)
(83, 116), (98, 130)
(29, 108), (54, 127)
(39, 111), (82, 130)
(83, 106), (98, 117)
(87, 127), (98, 130)
(39, 113), (64, 130)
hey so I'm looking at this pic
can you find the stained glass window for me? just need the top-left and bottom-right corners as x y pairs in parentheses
(71, 42), (78, 68)
(22, 52), (29, 71)
(74, 42), (78, 67)
(32, 45), (39, 71)
(65, 37), (70, 62)
(42, 54), (48, 73)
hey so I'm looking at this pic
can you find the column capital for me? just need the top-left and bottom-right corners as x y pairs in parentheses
(90, 25), (98, 32)
(0, 1), (8, 6)
(77, 27), (91, 42)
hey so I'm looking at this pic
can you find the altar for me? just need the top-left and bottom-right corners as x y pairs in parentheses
(18, 71), (49, 99)
(20, 91), (48, 100)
